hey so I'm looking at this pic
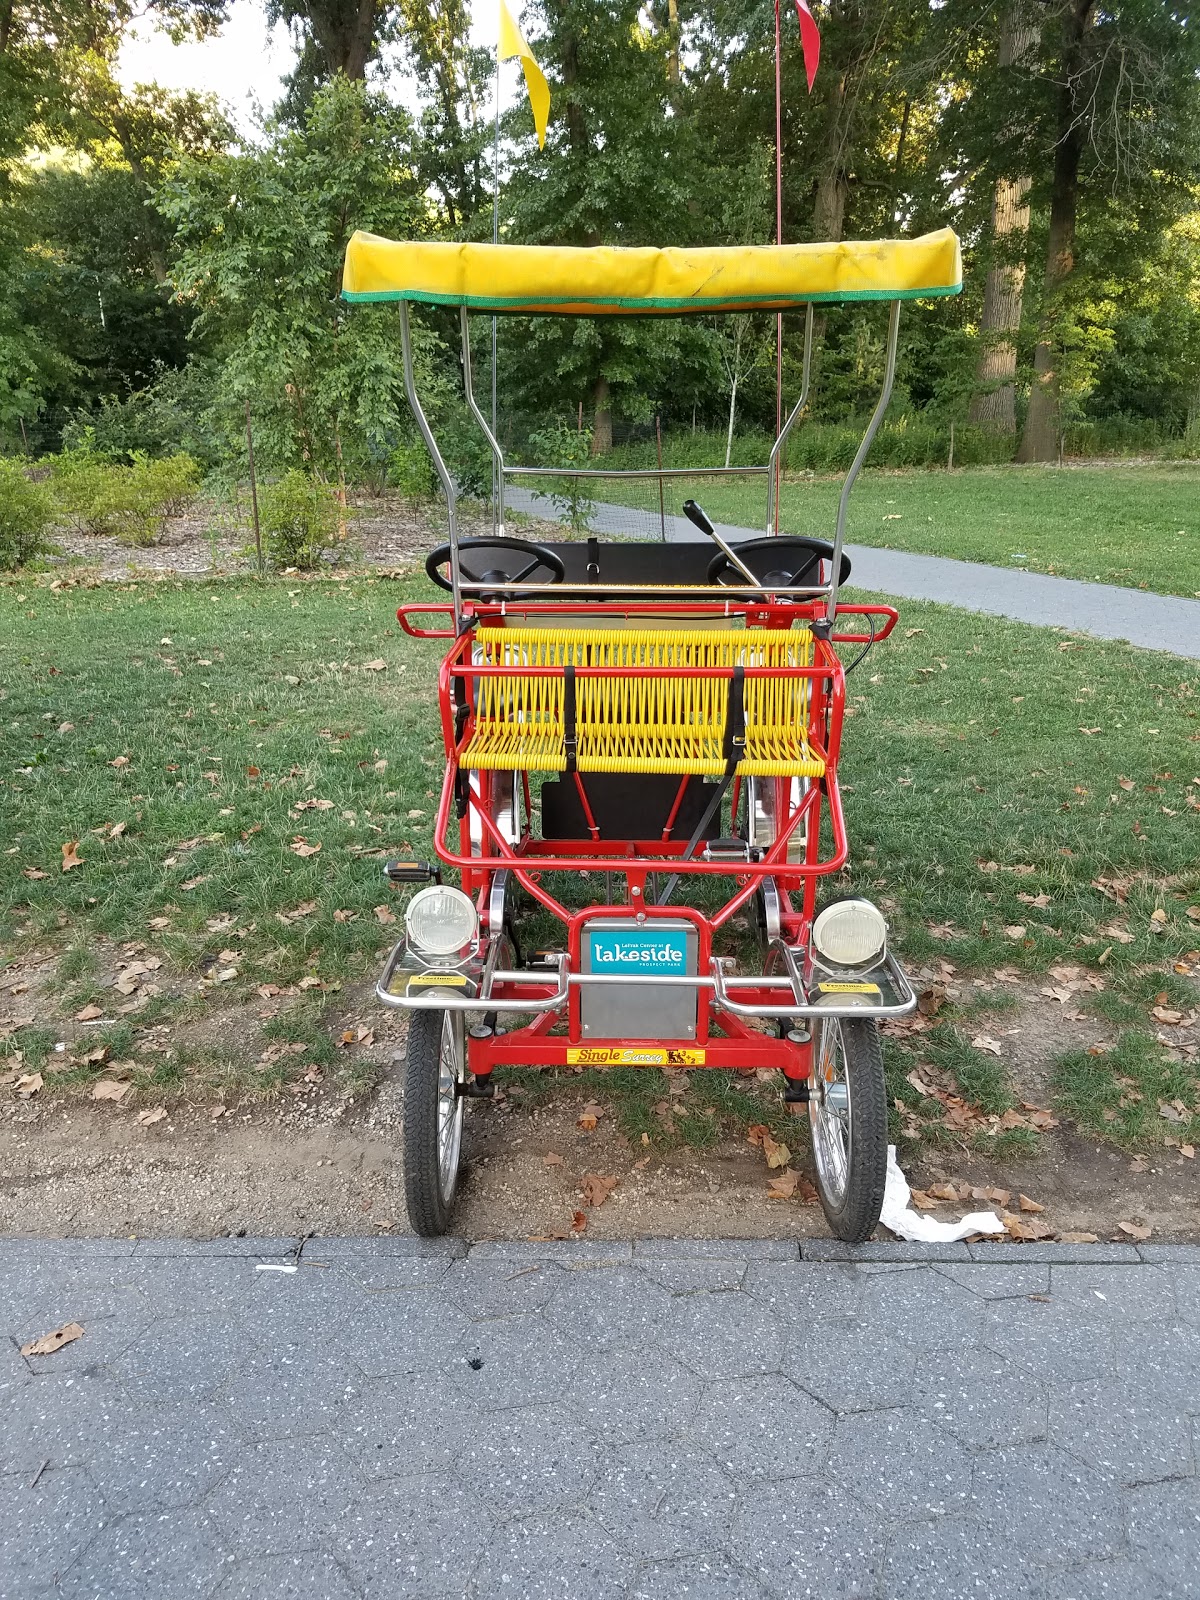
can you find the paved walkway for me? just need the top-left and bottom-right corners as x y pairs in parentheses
(507, 488), (1200, 659)
(4, 1236), (1198, 1598)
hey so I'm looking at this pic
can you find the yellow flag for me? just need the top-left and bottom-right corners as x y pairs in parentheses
(498, 0), (549, 150)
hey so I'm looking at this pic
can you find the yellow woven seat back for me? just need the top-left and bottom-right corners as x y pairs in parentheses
(460, 627), (825, 779)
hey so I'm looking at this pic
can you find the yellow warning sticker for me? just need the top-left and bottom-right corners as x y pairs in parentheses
(406, 973), (468, 990)
(816, 981), (881, 995)
(567, 1046), (705, 1067)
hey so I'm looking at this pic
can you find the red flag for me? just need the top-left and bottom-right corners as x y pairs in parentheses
(795, 0), (820, 91)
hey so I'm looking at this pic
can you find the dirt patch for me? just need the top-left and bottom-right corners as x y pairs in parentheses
(45, 494), (569, 582)
(3, 940), (1198, 1242)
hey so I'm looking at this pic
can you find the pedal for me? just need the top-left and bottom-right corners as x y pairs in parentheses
(702, 837), (760, 862)
(383, 860), (441, 884)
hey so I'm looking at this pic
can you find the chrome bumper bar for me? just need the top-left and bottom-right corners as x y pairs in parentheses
(376, 941), (917, 1022)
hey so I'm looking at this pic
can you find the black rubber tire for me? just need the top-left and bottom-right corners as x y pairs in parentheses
(809, 1017), (888, 1244)
(402, 1009), (464, 1237)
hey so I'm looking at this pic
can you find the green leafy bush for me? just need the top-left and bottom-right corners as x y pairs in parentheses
(388, 437), (438, 497)
(0, 460), (54, 570)
(258, 470), (344, 569)
(46, 449), (200, 545)
(526, 419), (595, 532)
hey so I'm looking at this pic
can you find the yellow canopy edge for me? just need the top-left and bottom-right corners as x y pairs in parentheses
(341, 228), (962, 314)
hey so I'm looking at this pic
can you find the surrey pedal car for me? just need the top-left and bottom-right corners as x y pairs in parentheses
(341, 225), (963, 1239)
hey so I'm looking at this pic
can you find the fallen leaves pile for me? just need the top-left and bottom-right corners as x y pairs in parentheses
(747, 1124), (818, 1204)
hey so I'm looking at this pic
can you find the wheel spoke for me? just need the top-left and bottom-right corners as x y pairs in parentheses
(810, 1019), (852, 1208)
(435, 1013), (465, 1205)
(509, 556), (543, 583)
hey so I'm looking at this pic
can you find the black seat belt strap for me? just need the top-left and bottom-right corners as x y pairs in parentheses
(563, 664), (578, 774)
(722, 664), (746, 776)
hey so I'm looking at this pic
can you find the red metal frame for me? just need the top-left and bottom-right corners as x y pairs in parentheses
(395, 595), (899, 1083)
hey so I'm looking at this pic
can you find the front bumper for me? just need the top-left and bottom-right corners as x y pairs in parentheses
(376, 938), (917, 1023)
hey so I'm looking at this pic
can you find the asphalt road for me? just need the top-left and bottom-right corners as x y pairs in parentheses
(505, 488), (1200, 660)
(4, 1236), (1198, 1598)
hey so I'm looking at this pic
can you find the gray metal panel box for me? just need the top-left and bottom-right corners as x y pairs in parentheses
(580, 917), (699, 1040)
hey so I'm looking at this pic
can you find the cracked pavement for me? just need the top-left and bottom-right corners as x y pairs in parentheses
(3, 1237), (1198, 1598)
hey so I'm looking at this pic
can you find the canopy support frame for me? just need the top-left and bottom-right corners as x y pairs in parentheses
(398, 295), (903, 624)
(826, 298), (901, 624)
(401, 302), (463, 625)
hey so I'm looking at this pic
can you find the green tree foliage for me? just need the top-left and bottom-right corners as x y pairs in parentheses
(161, 76), (429, 481)
(4, 0), (1200, 479)
(497, 0), (705, 451)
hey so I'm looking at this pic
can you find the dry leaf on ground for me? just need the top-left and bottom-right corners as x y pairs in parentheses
(971, 1035), (1003, 1056)
(290, 838), (322, 857)
(767, 1170), (818, 1202)
(570, 1210), (588, 1233)
(136, 1107), (167, 1126)
(1118, 1219), (1153, 1241)
(362, 659), (388, 671)
(580, 1173), (619, 1208)
(21, 1322), (84, 1357)
(74, 1004), (103, 1021)
(763, 1133), (791, 1170)
(1059, 1230), (1099, 1244)
(91, 1080), (130, 1102)
(373, 905), (396, 925)
(543, 1152), (564, 1167)
(1018, 1194), (1045, 1213)
(577, 1102), (603, 1131)
(60, 840), (83, 872)
(1001, 1212), (1056, 1242)
(16, 1073), (42, 1098)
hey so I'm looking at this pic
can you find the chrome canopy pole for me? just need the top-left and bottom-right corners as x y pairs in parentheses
(400, 302), (461, 626)
(825, 298), (900, 625)
(461, 307), (506, 534)
(491, 67), (500, 533)
(766, 303), (814, 534)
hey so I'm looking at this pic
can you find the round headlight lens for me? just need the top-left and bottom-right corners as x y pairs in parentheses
(405, 885), (478, 957)
(812, 898), (887, 970)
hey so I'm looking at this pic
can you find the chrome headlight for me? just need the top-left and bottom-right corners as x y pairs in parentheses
(405, 885), (478, 957)
(812, 898), (887, 970)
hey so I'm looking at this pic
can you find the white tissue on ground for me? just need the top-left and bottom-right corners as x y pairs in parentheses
(879, 1145), (1005, 1243)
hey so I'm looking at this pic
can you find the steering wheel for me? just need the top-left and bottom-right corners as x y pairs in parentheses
(425, 536), (566, 594)
(707, 536), (851, 589)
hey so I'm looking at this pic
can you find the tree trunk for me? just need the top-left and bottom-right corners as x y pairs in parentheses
(969, 175), (1031, 433)
(809, 66), (851, 383)
(666, 0), (680, 90)
(308, 0), (376, 80)
(0, 0), (13, 55)
(592, 375), (612, 455)
(725, 373), (738, 468)
(968, 2), (1038, 433)
(1016, 0), (1093, 463)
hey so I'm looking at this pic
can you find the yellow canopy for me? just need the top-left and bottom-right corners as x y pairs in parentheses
(341, 228), (962, 315)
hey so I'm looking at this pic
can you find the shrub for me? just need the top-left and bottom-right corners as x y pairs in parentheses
(388, 437), (438, 496)
(0, 460), (54, 570)
(258, 471), (344, 569)
(526, 419), (595, 532)
(46, 449), (200, 545)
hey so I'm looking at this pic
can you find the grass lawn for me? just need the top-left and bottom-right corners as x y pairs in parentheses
(596, 462), (1200, 600)
(1, 571), (1197, 1154)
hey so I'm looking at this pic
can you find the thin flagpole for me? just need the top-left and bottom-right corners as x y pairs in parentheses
(774, 0), (783, 535)
(492, 51), (501, 531)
